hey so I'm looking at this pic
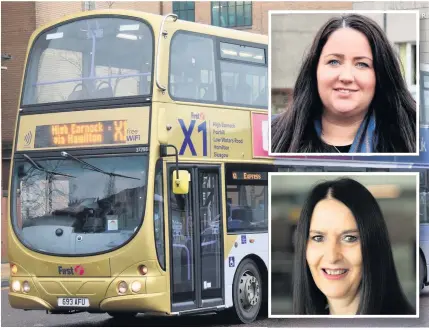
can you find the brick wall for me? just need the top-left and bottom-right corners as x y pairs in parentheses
(1, 2), (36, 192)
(95, 1), (162, 14)
(1, 2), (36, 144)
(35, 1), (82, 28)
(193, 2), (210, 25)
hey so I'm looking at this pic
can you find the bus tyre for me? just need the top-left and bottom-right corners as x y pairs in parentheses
(107, 312), (137, 318)
(420, 253), (425, 292)
(232, 259), (262, 323)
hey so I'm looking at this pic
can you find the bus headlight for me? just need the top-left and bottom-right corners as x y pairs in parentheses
(117, 281), (128, 294)
(22, 281), (30, 293)
(12, 281), (21, 292)
(131, 281), (141, 293)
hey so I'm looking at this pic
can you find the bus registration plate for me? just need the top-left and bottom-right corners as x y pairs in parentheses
(57, 297), (89, 307)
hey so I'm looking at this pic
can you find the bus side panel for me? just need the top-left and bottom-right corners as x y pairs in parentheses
(223, 233), (268, 308)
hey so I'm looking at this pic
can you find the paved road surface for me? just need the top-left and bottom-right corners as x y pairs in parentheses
(1, 287), (428, 327)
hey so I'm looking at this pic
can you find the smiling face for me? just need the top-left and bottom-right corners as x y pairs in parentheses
(316, 28), (376, 118)
(306, 198), (363, 301)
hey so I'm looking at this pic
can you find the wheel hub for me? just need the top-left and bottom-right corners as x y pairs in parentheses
(238, 271), (260, 310)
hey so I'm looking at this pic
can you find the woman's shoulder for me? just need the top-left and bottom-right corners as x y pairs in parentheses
(381, 295), (416, 315)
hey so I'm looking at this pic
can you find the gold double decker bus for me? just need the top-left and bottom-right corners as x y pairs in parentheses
(7, 9), (271, 323)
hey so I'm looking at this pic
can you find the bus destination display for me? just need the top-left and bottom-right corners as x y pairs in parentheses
(232, 171), (267, 180)
(34, 120), (128, 148)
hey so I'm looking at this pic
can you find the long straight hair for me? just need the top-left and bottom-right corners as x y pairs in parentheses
(293, 178), (415, 315)
(272, 14), (416, 153)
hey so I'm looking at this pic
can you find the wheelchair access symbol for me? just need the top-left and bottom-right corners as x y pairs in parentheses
(229, 256), (235, 268)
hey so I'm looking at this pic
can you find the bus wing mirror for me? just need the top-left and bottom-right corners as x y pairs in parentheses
(172, 170), (190, 195)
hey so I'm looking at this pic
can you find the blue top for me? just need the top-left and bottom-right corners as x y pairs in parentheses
(314, 113), (376, 153)
(271, 113), (377, 153)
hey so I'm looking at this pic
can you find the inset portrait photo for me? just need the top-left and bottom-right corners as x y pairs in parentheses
(269, 11), (419, 155)
(269, 173), (418, 317)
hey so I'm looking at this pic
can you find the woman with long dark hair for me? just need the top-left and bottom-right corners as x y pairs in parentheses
(293, 178), (415, 315)
(271, 14), (416, 153)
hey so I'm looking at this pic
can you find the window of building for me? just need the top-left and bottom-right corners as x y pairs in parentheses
(211, 2), (252, 28)
(82, 1), (96, 11)
(173, 2), (195, 22)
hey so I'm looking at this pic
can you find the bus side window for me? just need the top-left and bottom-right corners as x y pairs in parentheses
(233, 75), (252, 104)
(225, 173), (268, 233)
(220, 61), (267, 107)
(218, 42), (267, 107)
(170, 32), (217, 102)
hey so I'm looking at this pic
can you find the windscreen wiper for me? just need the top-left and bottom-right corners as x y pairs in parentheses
(23, 154), (76, 178)
(60, 151), (140, 180)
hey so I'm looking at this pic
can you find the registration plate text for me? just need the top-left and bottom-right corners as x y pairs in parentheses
(57, 297), (89, 307)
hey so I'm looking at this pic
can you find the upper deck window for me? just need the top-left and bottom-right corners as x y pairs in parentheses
(169, 31), (267, 108)
(22, 17), (153, 106)
(220, 42), (265, 64)
(219, 42), (267, 107)
(169, 33), (217, 102)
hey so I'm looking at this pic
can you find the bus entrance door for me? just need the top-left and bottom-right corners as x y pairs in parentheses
(168, 165), (224, 313)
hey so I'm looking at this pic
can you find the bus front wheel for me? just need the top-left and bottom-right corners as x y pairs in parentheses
(232, 259), (262, 323)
